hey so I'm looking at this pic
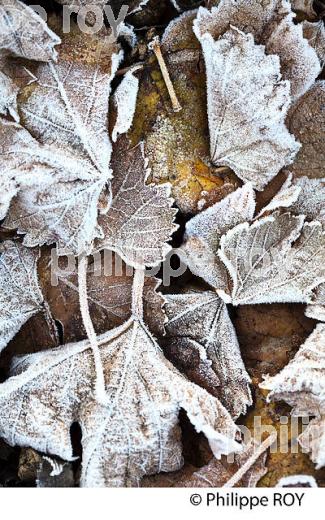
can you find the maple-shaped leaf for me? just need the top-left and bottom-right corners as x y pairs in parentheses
(0, 241), (44, 353)
(96, 138), (178, 268)
(1, 35), (123, 255)
(161, 288), (251, 419)
(39, 250), (166, 343)
(0, 316), (240, 487)
(218, 213), (325, 305)
(261, 324), (325, 469)
(287, 81), (325, 180)
(303, 20), (325, 67)
(192, 25), (299, 190)
(180, 184), (255, 290)
(0, 0), (60, 61)
(194, 2), (320, 100)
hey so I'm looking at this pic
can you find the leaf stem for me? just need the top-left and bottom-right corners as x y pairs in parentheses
(78, 254), (109, 406)
(223, 432), (277, 487)
(132, 268), (145, 320)
(149, 36), (182, 113)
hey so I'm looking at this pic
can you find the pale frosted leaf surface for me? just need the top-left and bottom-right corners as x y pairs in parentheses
(257, 173), (301, 218)
(0, 70), (18, 119)
(306, 283), (325, 321)
(287, 82), (325, 180)
(112, 70), (139, 142)
(261, 324), (325, 469)
(194, 2), (320, 100)
(0, 0), (60, 61)
(0, 318), (240, 487)
(96, 138), (178, 268)
(303, 21), (325, 66)
(2, 50), (123, 255)
(42, 251), (166, 342)
(162, 289), (251, 419)
(1, 120), (108, 256)
(290, 177), (325, 225)
(219, 213), (325, 305)
(181, 184), (255, 290)
(193, 26), (299, 190)
(0, 241), (44, 353)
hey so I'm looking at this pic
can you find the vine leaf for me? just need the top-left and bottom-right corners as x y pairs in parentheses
(1, 43), (123, 256)
(96, 137), (178, 268)
(193, 25), (299, 190)
(0, 241), (44, 353)
(161, 288), (252, 419)
(218, 213), (325, 305)
(0, 315), (240, 487)
(261, 324), (325, 469)
(194, 2), (320, 100)
(180, 184), (255, 290)
(287, 81), (325, 180)
(0, 0), (60, 61)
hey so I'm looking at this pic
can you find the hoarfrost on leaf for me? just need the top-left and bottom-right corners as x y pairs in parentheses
(96, 138), (178, 268)
(112, 69), (139, 142)
(162, 288), (252, 419)
(2, 48), (123, 256)
(194, 2), (320, 100)
(0, 315), (240, 486)
(0, 241), (44, 353)
(261, 324), (325, 469)
(193, 25), (299, 190)
(180, 184), (256, 290)
(218, 213), (325, 305)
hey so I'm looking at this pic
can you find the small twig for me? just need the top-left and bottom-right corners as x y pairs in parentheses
(148, 36), (182, 113)
(78, 255), (108, 406)
(223, 432), (277, 488)
(115, 63), (144, 77)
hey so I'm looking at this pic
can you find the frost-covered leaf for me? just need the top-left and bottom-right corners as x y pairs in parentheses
(96, 138), (178, 267)
(180, 184), (255, 290)
(0, 317), (240, 487)
(0, 241), (44, 353)
(162, 289), (251, 418)
(218, 213), (325, 305)
(0, 70), (18, 119)
(290, 177), (325, 225)
(40, 251), (166, 343)
(193, 25), (299, 190)
(137, 10), (239, 214)
(2, 40), (122, 255)
(194, 2), (320, 100)
(287, 82), (325, 180)
(306, 283), (325, 321)
(0, 0), (60, 61)
(257, 173), (302, 218)
(112, 70), (139, 142)
(261, 324), (325, 469)
(303, 21), (325, 67)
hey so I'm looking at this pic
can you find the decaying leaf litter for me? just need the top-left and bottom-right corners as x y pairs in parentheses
(0, 0), (325, 487)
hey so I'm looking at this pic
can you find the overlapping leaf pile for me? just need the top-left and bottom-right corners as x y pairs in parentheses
(0, 0), (324, 487)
